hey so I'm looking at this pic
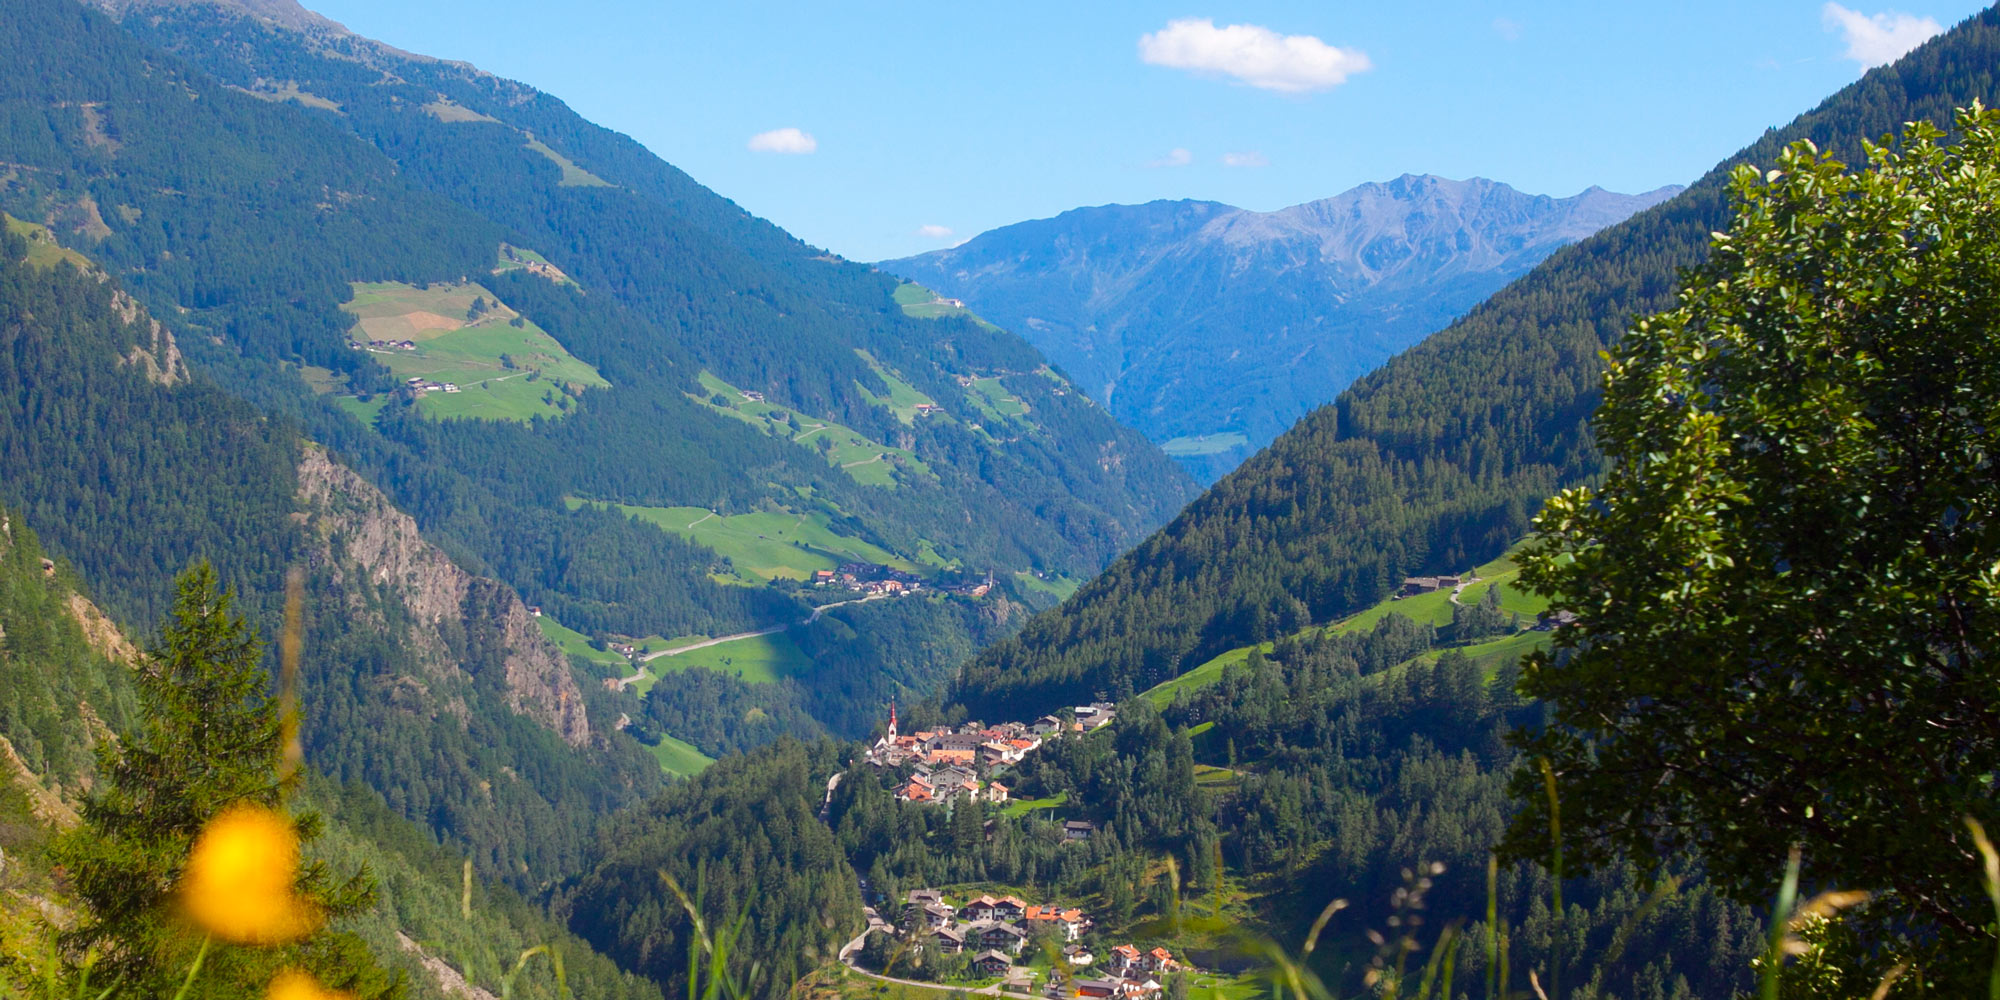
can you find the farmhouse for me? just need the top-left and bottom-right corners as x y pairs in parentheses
(1063, 820), (1096, 841)
(931, 926), (965, 953)
(971, 950), (1013, 976)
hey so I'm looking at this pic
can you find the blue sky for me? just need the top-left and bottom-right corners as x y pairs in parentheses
(307, 1), (1988, 262)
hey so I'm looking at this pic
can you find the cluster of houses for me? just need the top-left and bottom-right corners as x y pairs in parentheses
(403, 375), (461, 394)
(351, 338), (418, 351)
(499, 249), (572, 285)
(893, 889), (1184, 994)
(866, 702), (1118, 808)
(811, 563), (927, 596)
(1063, 945), (1184, 999)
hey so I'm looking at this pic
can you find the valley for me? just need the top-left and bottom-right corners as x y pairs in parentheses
(0, 2), (1994, 1000)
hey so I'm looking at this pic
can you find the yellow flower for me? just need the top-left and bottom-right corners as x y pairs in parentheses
(181, 803), (322, 945)
(265, 968), (353, 1000)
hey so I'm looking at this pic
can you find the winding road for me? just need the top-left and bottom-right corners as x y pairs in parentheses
(610, 593), (893, 691)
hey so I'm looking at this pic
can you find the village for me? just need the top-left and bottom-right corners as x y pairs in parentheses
(813, 563), (995, 598)
(853, 886), (1192, 999)
(863, 701), (1117, 806)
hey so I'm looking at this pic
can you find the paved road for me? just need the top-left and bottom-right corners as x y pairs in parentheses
(837, 924), (1043, 1000)
(610, 594), (892, 690)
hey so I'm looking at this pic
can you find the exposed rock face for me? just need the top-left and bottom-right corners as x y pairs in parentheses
(294, 446), (589, 746)
(65, 593), (139, 666)
(112, 289), (186, 385)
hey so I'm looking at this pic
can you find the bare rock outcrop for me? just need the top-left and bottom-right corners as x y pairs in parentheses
(295, 446), (588, 746)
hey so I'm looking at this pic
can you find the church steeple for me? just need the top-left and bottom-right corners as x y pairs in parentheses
(888, 699), (898, 740)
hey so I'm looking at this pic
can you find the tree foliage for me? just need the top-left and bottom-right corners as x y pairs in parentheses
(1510, 109), (2000, 972)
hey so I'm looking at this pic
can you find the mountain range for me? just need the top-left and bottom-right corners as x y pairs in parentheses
(884, 177), (1679, 480)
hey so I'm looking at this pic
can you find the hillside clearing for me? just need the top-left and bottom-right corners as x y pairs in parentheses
(690, 370), (929, 487)
(569, 498), (923, 582)
(338, 280), (607, 422)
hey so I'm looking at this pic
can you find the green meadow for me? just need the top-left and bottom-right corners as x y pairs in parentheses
(4, 215), (93, 271)
(1144, 541), (1551, 707)
(964, 376), (1028, 421)
(569, 498), (922, 582)
(853, 348), (944, 424)
(535, 613), (628, 670)
(690, 371), (928, 487)
(337, 280), (607, 423)
(645, 733), (716, 777)
(1011, 570), (1080, 602)
(652, 630), (813, 684)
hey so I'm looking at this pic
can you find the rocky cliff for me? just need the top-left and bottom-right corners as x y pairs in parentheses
(295, 446), (589, 746)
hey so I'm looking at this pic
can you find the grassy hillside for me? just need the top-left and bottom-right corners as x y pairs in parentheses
(570, 498), (927, 582)
(339, 280), (608, 421)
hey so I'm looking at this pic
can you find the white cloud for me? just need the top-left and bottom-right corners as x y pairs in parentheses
(1138, 18), (1371, 93)
(1148, 148), (1195, 168)
(1492, 17), (1522, 41)
(1221, 151), (1269, 168)
(747, 127), (818, 154)
(915, 224), (955, 240)
(1822, 3), (1943, 68)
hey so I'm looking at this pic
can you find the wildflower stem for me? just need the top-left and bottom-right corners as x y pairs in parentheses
(170, 935), (212, 1000)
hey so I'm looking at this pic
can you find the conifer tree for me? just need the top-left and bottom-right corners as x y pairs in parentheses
(52, 563), (394, 998)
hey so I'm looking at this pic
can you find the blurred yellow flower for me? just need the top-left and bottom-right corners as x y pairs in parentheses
(181, 803), (322, 944)
(266, 968), (353, 1000)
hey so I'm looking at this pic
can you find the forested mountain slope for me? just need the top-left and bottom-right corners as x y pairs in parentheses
(0, 217), (666, 883)
(0, 505), (662, 1000)
(0, 0), (1191, 756)
(951, 8), (2000, 719)
(885, 178), (1677, 480)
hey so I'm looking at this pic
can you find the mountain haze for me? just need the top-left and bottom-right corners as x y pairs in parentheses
(885, 176), (1679, 479)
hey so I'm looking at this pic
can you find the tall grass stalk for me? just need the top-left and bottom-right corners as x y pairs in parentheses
(1537, 759), (1563, 1000)
(1485, 854), (1498, 1000)
(1758, 847), (1802, 1000)
(1965, 817), (2000, 1000)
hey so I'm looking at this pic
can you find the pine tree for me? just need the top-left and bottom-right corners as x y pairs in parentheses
(51, 564), (394, 998)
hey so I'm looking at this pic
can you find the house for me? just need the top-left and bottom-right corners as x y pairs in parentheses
(1063, 820), (1096, 841)
(1534, 610), (1580, 631)
(1031, 715), (1064, 736)
(812, 570), (836, 585)
(927, 747), (977, 768)
(913, 402), (943, 416)
(1024, 906), (1085, 941)
(962, 895), (1002, 921)
(1063, 945), (1095, 968)
(984, 782), (1010, 804)
(739, 390), (764, 402)
(1074, 980), (1120, 998)
(1145, 948), (1178, 973)
(906, 889), (944, 908)
(970, 921), (1028, 954)
(931, 926), (965, 953)
(1109, 945), (1142, 977)
(971, 950), (1014, 977)
(917, 903), (955, 927)
(527, 606), (543, 617)
(900, 779), (934, 803)
(1399, 576), (1442, 597)
(991, 896), (1028, 921)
